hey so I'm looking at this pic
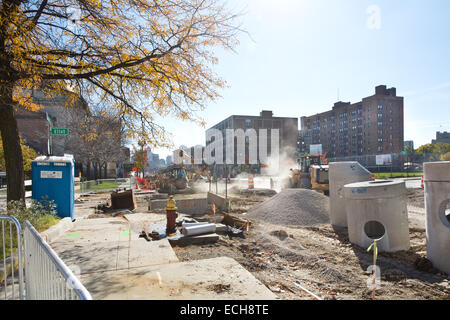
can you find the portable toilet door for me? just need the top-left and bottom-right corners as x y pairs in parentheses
(32, 155), (75, 220)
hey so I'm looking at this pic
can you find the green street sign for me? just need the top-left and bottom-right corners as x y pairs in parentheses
(401, 151), (408, 155)
(51, 128), (69, 135)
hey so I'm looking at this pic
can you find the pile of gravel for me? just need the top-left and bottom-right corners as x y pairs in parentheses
(246, 189), (330, 226)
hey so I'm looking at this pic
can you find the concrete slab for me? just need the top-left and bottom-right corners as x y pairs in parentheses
(80, 257), (278, 300)
(74, 217), (126, 228)
(123, 212), (167, 225)
(50, 241), (123, 274)
(169, 233), (219, 246)
(50, 238), (179, 274)
(50, 214), (179, 275)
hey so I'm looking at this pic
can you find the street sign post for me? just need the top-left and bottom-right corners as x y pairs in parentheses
(51, 128), (69, 135)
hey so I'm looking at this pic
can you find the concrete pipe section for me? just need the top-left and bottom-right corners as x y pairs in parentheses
(329, 162), (372, 227)
(344, 180), (410, 252)
(424, 161), (450, 274)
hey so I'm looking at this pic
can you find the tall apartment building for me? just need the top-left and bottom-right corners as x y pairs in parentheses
(206, 110), (298, 173)
(432, 131), (450, 144)
(300, 85), (404, 158)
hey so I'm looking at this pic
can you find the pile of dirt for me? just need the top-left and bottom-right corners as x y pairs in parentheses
(246, 189), (330, 226)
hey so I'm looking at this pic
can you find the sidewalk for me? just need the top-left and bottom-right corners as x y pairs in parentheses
(49, 213), (277, 300)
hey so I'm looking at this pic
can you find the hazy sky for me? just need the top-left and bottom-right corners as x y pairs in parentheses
(152, 0), (450, 159)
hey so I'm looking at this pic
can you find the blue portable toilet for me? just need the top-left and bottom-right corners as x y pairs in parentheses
(32, 155), (75, 220)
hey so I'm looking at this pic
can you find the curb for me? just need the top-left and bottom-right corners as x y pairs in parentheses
(40, 211), (92, 243)
(41, 217), (74, 243)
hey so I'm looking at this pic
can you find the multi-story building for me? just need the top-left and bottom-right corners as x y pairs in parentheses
(300, 85), (404, 158)
(404, 140), (415, 150)
(432, 131), (450, 144)
(206, 110), (298, 174)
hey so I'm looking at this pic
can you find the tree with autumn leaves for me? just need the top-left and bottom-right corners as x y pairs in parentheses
(0, 0), (241, 201)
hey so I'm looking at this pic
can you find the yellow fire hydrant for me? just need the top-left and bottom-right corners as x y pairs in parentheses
(165, 196), (178, 235)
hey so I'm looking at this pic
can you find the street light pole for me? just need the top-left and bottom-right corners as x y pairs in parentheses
(46, 112), (53, 156)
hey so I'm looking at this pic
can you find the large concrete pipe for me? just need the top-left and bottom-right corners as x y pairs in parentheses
(424, 161), (450, 274)
(344, 180), (410, 252)
(329, 162), (372, 227)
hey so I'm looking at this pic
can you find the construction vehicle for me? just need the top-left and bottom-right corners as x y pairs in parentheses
(154, 149), (213, 194)
(176, 149), (213, 184)
(156, 164), (190, 194)
(288, 154), (329, 195)
(190, 163), (212, 183)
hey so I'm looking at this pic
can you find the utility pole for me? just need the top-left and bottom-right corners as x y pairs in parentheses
(225, 165), (228, 200)
(46, 112), (53, 156)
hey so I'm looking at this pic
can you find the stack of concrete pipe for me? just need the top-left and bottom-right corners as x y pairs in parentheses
(329, 161), (410, 252)
(329, 162), (372, 227)
(424, 161), (450, 274)
(343, 180), (410, 252)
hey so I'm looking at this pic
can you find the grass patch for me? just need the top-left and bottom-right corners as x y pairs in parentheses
(373, 172), (423, 179)
(35, 214), (61, 233)
(76, 181), (121, 193)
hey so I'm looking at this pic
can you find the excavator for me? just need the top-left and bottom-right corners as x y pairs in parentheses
(288, 153), (329, 196)
(190, 163), (212, 183)
(155, 150), (214, 194)
(155, 164), (190, 194)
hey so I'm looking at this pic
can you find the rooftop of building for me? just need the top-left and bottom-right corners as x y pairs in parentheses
(208, 110), (298, 130)
(301, 85), (403, 119)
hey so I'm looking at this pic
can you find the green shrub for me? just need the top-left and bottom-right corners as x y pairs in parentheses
(6, 199), (58, 229)
(1, 199), (60, 260)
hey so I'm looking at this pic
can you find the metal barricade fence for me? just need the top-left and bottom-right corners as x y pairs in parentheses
(23, 221), (92, 300)
(0, 216), (24, 300)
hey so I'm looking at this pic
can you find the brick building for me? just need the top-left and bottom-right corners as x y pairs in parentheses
(16, 108), (51, 155)
(300, 85), (404, 158)
(206, 110), (298, 174)
(432, 131), (450, 144)
(15, 89), (130, 178)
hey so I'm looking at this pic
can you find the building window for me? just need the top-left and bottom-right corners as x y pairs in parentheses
(378, 105), (383, 110)
(378, 113), (383, 119)
(245, 119), (251, 126)
(378, 122), (383, 127)
(378, 146), (383, 152)
(378, 138), (383, 143)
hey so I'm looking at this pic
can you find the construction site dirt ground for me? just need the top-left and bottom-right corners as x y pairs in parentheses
(79, 187), (449, 300)
(171, 188), (450, 300)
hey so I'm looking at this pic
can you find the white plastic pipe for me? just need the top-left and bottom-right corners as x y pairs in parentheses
(182, 223), (216, 236)
(182, 222), (209, 228)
